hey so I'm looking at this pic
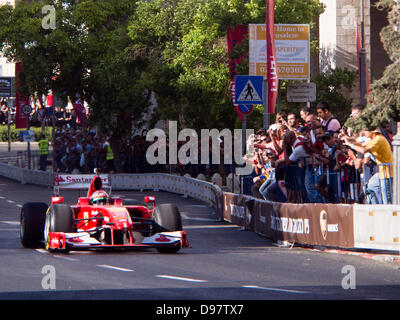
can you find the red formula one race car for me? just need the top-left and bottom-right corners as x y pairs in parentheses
(20, 172), (189, 253)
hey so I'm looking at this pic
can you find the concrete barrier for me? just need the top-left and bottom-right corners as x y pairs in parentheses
(211, 173), (223, 187)
(353, 204), (400, 251)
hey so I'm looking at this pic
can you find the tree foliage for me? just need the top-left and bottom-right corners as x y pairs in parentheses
(348, 0), (400, 131)
(127, 0), (324, 131)
(0, 0), (150, 172)
(0, 0), (326, 157)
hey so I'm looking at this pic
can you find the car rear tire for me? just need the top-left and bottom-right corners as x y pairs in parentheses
(44, 204), (74, 252)
(153, 204), (182, 253)
(20, 202), (48, 248)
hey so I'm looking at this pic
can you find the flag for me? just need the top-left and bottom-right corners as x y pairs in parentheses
(266, 0), (278, 114)
(15, 62), (29, 129)
(227, 25), (248, 120)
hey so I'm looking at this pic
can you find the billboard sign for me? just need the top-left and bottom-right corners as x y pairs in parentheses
(249, 24), (310, 80)
(0, 77), (13, 97)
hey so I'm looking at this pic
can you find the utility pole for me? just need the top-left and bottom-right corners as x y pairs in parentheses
(359, 0), (367, 106)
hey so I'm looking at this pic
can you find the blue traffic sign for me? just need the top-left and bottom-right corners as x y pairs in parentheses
(238, 104), (253, 115)
(234, 75), (263, 105)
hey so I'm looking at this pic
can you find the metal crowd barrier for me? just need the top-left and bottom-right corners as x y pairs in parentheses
(0, 150), (42, 170)
(310, 164), (393, 205)
(248, 162), (394, 205)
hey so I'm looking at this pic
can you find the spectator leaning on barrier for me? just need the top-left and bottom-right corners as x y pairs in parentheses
(312, 131), (341, 203)
(272, 130), (309, 203)
(340, 128), (393, 204)
(316, 101), (341, 133)
(251, 131), (270, 199)
(258, 148), (278, 201)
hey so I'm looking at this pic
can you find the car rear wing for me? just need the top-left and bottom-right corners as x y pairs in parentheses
(53, 173), (112, 196)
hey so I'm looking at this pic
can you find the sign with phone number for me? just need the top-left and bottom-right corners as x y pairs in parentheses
(249, 24), (310, 80)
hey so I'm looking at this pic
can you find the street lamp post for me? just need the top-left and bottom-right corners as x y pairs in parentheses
(359, 0), (367, 106)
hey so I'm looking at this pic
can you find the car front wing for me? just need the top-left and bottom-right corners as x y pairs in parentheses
(47, 230), (189, 251)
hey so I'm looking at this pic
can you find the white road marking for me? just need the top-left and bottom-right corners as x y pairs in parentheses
(16, 204), (22, 208)
(7, 200), (15, 204)
(52, 255), (79, 262)
(242, 285), (309, 294)
(0, 221), (19, 225)
(97, 265), (134, 272)
(156, 275), (208, 283)
(35, 249), (48, 254)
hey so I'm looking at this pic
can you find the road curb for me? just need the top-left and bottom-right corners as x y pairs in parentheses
(321, 248), (400, 264)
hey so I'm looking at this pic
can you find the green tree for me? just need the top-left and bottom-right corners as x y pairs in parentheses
(128, 0), (325, 131)
(0, 0), (150, 172)
(310, 68), (357, 124)
(348, 0), (400, 131)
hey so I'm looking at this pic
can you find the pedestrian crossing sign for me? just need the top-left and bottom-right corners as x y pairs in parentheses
(234, 75), (263, 105)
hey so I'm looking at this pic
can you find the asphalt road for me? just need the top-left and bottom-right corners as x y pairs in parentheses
(0, 175), (399, 303)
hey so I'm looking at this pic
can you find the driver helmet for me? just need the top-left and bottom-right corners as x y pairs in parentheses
(91, 190), (109, 205)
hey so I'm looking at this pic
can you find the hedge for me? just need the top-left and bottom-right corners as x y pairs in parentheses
(0, 125), (52, 142)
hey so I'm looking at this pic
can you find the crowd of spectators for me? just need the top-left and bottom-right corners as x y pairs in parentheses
(0, 98), (15, 124)
(247, 102), (395, 205)
(52, 127), (151, 174)
(2, 97), (225, 176)
(51, 126), (222, 176)
(3, 95), (395, 205)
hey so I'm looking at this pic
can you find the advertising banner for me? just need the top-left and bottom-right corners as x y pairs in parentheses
(227, 25), (248, 120)
(265, 0), (279, 113)
(249, 24), (310, 80)
(0, 77), (13, 97)
(251, 200), (354, 248)
(15, 63), (29, 129)
(223, 193), (254, 230)
(54, 174), (110, 189)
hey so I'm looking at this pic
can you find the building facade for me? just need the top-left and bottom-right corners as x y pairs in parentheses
(0, 0), (15, 77)
(319, 0), (392, 104)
